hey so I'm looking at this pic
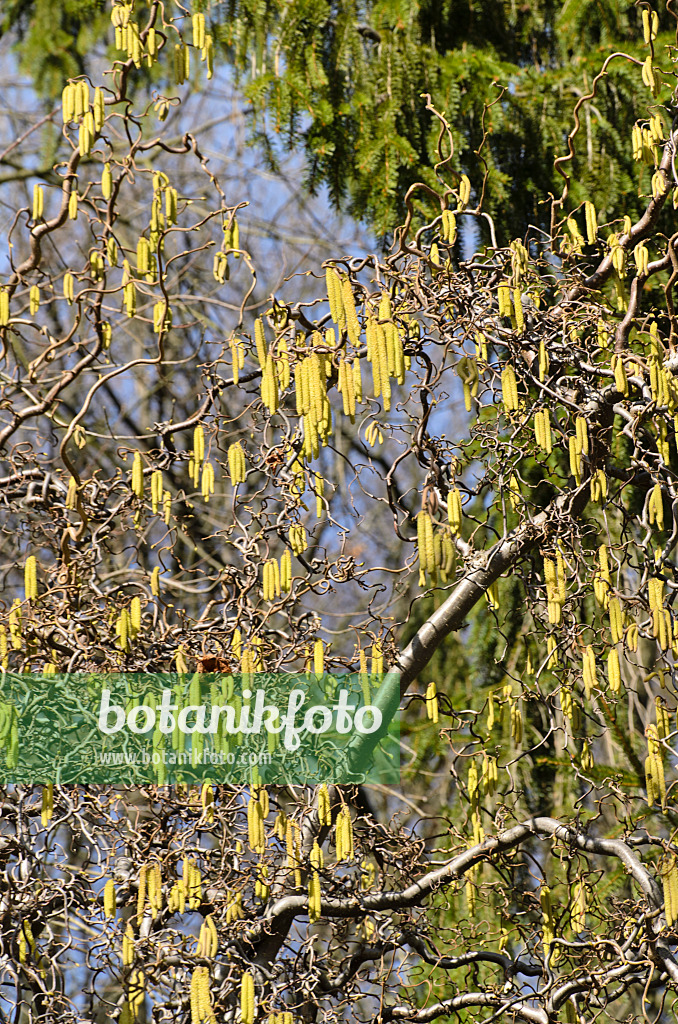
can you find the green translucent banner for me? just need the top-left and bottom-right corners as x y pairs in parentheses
(0, 672), (400, 785)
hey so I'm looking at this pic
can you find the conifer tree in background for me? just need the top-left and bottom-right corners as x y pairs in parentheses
(2, 3), (678, 1024)
(0, 0), (668, 236)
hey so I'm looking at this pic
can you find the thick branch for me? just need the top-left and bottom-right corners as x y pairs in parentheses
(382, 992), (548, 1024)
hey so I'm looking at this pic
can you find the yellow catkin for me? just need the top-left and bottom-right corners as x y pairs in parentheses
(187, 860), (203, 910)
(191, 966), (215, 1024)
(649, 483), (664, 530)
(203, 34), (214, 78)
(254, 863), (269, 901)
(93, 86), (105, 130)
(308, 869), (322, 922)
(575, 416), (589, 456)
(228, 442), (246, 485)
(370, 316), (392, 410)
(634, 242), (649, 276)
(425, 681), (439, 723)
(200, 783), (215, 824)
(230, 337), (245, 383)
(318, 783), (331, 826)
(651, 169), (666, 198)
(544, 555), (566, 625)
(442, 209), (457, 243)
(417, 510), (436, 582)
(642, 8), (656, 44)
(241, 972), (255, 1024)
(645, 725), (666, 808)
(501, 366), (519, 411)
(371, 640), (384, 676)
(567, 216), (584, 252)
(247, 792), (265, 853)
(457, 355), (478, 411)
(24, 555), (38, 601)
(39, 782), (53, 826)
(569, 435), (582, 485)
(313, 639), (324, 676)
(590, 467), (607, 503)
(446, 488), (462, 535)
(149, 469), (163, 514)
(656, 697), (671, 740)
(116, 608), (130, 651)
(122, 923), (135, 966)
(206, 915), (218, 956)
(296, 357), (309, 416)
(254, 318), (267, 366)
(137, 864), (148, 924)
(8, 599), (22, 650)
(196, 915), (218, 959)
(280, 549), (292, 593)
(584, 201), (597, 244)
(611, 354), (628, 396)
(534, 408), (545, 450)
(608, 597), (624, 646)
(582, 646), (597, 699)
(626, 618), (639, 651)
(136, 236), (149, 275)
(75, 80), (89, 119)
(663, 855), (678, 927)
(106, 236), (118, 268)
(570, 882), (586, 933)
(352, 358), (363, 404)
(335, 806), (354, 861)
(27, 284), (40, 316)
(78, 111), (94, 156)
(338, 358), (356, 419)
(545, 636), (558, 670)
(62, 82), (75, 123)
(150, 567), (161, 597)
(123, 280), (136, 317)
(32, 183), (44, 222)
(458, 174), (471, 208)
(534, 409), (553, 454)
(497, 283), (512, 318)
(174, 42), (189, 84)
(510, 693), (523, 744)
(131, 452), (144, 498)
(289, 524), (307, 556)
(326, 268), (345, 332)
(608, 648), (621, 693)
(225, 889), (243, 924)
(130, 596), (141, 637)
(513, 289), (524, 333)
(262, 352), (280, 413)
(192, 11), (206, 49)
(342, 277), (360, 345)
(104, 878), (116, 918)
(475, 331), (488, 362)
(193, 425), (205, 477)
(632, 123), (644, 161)
(200, 460), (215, 502)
